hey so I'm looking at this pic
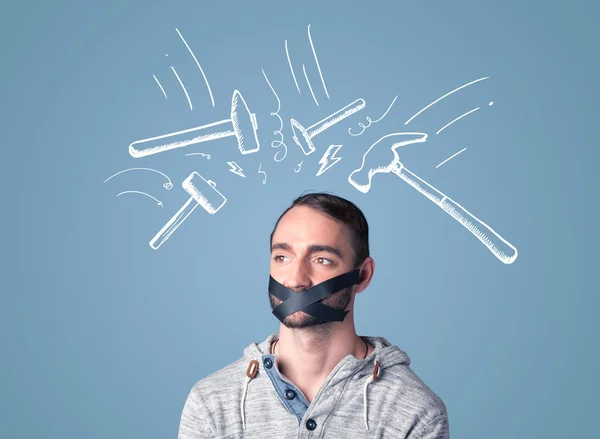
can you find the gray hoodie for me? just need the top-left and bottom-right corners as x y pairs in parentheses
(178, 333), (449, 438)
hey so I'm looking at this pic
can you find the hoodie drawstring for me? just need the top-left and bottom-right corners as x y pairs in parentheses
(363, 360), (381, 431)
(241, 360), (259, 430)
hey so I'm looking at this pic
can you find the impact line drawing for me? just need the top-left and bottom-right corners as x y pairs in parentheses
(227, 161), (246, 177)
(436, 107), (480, 135)
(258, 163), (267, 184)
(261, 69), (288, 162)
(103, 168), (173, 190)
(405, 77), (489, 125)
(149, 172), (227, 250)
(175, 27), (215, 107)
(129, 90), (259, 158)
(290, 98), (366, 155)
(295, 161), (303, 173)
(117, 191), (163, 207)
(153, 75), (168, 99)
(317, 144), (342, 176)
(170, 66), (192, 110)
(436, 147), (467, 168)
(285, 40), (301, 95)
(307, 24), (330, 100)
(303, 64), (319, 106)
(185, 152), (211, 159)
(348, 133), (518, 264)
(349, 95), (398, 137)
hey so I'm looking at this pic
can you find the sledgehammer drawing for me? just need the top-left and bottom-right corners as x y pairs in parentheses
(348, 133), (518, 264)
(129, 90), (259, 158)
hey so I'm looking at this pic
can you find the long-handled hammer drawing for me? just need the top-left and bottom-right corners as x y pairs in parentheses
(129, 90), (259, 158)
(348, 133), (518, 264)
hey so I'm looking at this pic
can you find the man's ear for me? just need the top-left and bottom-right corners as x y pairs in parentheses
(354, 257), (375, 294)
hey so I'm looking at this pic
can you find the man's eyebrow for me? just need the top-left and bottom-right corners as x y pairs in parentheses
(271, 242), (344, 260)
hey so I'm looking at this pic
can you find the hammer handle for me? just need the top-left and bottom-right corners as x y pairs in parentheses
(149, 197), (197, 249)
(393, 165), (518, 264)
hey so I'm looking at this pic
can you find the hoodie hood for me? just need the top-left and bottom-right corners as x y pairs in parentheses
(239, 333), (411, 431)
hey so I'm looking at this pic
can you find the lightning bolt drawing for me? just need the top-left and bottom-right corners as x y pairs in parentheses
(316, 144), (343, 176)
(226, 161), (246, 178)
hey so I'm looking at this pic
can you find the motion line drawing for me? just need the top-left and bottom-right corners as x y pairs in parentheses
(436, 107), (480, 135)
(303, 64), (319, 106)
(290, 98), (366, 155)
(348, 133), (518, 264)
(261, 69), (288, 162)
(436, 147), (467, 168)
(149, 172), (227, 250)
(317, 144), (342, 176)
(349, 95), (398, 137)
(117, 191), (163, 207)
(129, 90), (259, 158)
(170, 66), (193, 110)
(307, 24), (330, 100)
(227, 161), (246, 177)
(185, 152), (211, 159)
(153, 75), (168, 99)
(405, 77), (489, 125)
(176, 28), (215, 107)
(103, 168), (173, 190)
(285, 40), (301, 95)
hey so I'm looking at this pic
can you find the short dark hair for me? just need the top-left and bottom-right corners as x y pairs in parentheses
(269, 192), (370, 268)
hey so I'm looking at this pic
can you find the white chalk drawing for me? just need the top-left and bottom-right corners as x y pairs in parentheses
(103, 168), (173, 190)
(489, 101), (494, 106)
(150, 172), (227, 250)
(261, 69), (288, 162)
(349, 95), (398, 137)
(405, 77), (489, 125)
(295, 161), (303, 173)
(185, 152), (211, 159)
(436, 147), (467, 168)
(176, 27), (215, 107)
(317, 144), (342, 176)
(307, 24), (330, 100)
(129, 90), (259, 158)
(436, 107), (480, 135)
(117, 191), (163, 207)
(227, 161), (246, 177)
(285, 40), (301, 95)
(290, 98), (366, 155)
(170, 66), (192, 110)
(302, 64), (319, 106)
(348, 133), (518, 264)
(153, 75), (168, 99)
(258, 163), (267, 184)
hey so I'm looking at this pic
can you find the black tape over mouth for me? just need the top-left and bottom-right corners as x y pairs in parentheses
(269, 269), (361, 323)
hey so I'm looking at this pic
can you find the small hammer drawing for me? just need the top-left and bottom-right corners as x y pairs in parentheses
(348, 133), (518, 264)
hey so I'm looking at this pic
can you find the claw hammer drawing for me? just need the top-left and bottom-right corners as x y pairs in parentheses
(348, 133), (518, 264)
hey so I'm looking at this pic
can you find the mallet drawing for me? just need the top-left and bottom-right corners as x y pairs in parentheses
(129, 90), (259, 158)
(348, 133), (518, 264)
(290, 98), (365, 155)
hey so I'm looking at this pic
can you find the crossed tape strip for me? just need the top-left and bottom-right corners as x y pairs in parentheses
(269, 269), (361, 322)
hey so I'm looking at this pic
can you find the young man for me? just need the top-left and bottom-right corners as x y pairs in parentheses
(178, 193), (449, 438)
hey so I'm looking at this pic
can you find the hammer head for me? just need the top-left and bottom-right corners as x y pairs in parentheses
(290, 118), (316, 155)
(182, 171), (227, 214)
(348, 132), (428, 193)
(231, 90), (260, 155)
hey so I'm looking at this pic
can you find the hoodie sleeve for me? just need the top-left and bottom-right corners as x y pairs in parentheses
(177, 386), (216, 439)
(415, 413), (449, 439)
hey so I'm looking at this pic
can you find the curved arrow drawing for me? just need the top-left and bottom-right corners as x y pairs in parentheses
(117, 191), (163, 207)
(104, 168), (173, 190)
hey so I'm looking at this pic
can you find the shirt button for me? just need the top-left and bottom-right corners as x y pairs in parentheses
(263, 358), (273, 369)
(285, 389), (296, 400)
(306, 419), (317, 430)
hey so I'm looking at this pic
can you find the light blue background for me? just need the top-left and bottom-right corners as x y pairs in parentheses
(3, 0), (598, 438)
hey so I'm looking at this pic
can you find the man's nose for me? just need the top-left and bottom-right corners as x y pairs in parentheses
(283, 259), (312, 291)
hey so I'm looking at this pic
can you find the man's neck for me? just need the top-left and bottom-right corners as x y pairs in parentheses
(272, 324), (369, 402)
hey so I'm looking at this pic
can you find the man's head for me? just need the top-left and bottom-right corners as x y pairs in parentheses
(268, 192), (375, 329)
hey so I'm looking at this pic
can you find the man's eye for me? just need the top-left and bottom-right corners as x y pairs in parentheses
(315, 257), (332, 265)
(274, 255), (288, 263)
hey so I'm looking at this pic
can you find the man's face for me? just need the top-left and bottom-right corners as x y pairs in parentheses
(269, 205), (356, 329)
